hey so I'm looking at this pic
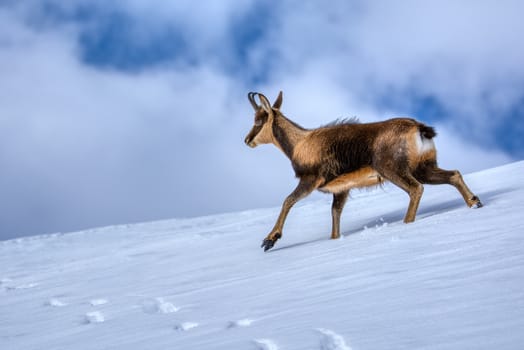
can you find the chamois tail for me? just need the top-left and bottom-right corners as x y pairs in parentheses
(418, 124), (436, 139)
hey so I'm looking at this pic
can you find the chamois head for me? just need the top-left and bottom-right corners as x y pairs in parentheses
(244, 91), (283, 148)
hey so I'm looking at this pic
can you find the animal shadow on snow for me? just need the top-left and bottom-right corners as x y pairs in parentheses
(354, 187), (510, 231)
(270, 237), (328, 252)
(270, 187), (511, 252)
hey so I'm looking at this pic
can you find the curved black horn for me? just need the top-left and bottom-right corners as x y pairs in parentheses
(248, 92), (260, 111)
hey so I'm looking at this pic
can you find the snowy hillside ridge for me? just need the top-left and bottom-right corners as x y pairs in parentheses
(1, 161), (524, 350)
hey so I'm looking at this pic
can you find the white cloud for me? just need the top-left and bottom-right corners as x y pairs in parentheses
(255, 0), (524, 139)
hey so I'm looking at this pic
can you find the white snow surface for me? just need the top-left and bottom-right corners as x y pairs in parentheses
(1, 161), (524, 349)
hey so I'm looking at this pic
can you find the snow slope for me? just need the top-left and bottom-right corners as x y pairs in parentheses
(1, 161), (524, 350)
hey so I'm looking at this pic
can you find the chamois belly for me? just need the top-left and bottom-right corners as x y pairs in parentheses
(319, 166), (383, 193)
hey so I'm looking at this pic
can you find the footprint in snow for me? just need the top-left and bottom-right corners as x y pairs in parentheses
(227, 318), (255, 329)
(4, 282), (39, 291)
(89, 298), (108, 306)
(84, 311), (105, 324)
(142, 297), (179, 314)
(317, 328), (352, 350)
(253, 339), (279, 350)
(45, 298), (67, 307)
(174, 322), (198, 331)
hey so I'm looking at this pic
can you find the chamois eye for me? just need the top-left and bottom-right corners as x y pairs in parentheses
(255, 119), (263, 126)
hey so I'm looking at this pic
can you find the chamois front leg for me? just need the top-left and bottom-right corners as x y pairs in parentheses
(261, 177), (319, 251)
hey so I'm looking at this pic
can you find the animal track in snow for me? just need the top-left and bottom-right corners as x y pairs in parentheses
(253, 339), (279, 350)
(142, 297), (179, 314)
(46, 298), (67, 307)
(84, 311), (105, 324)
(3, 281), (39, 291)
(227, 318), (254, 328)
(16, 283), (39, 289)
(317, 328), (352, 350)
(174, 322), (198, 331)
(89, 298), (108, 306)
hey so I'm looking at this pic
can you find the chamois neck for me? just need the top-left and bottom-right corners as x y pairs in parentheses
(272, 113), (307, 159)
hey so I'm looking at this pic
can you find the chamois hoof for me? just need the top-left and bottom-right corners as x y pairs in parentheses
(261, 233), (281, 252)
(470, 196), (483, 209)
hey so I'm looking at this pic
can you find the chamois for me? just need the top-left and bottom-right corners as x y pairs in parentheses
(245, 91), (482, 251)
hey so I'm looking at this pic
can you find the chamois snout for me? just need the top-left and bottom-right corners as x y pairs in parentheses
(245, 138), (256, 148)
(244, 130), (258, 148)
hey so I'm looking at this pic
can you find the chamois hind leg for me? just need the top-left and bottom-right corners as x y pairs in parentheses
(380, 169), (424, 223)
(414, 161), (483, 208)
(261, 176), (320, 251)
(331, 190), (349, 239)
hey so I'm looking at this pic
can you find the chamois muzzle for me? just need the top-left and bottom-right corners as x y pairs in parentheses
(244, 132), (257, 148)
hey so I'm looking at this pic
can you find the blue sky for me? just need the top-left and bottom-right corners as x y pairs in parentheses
(0, 0), (522, 239)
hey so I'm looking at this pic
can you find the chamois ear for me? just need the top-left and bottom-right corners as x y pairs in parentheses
(272, 91), (283, 110)
(258, 94), (274, 116)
